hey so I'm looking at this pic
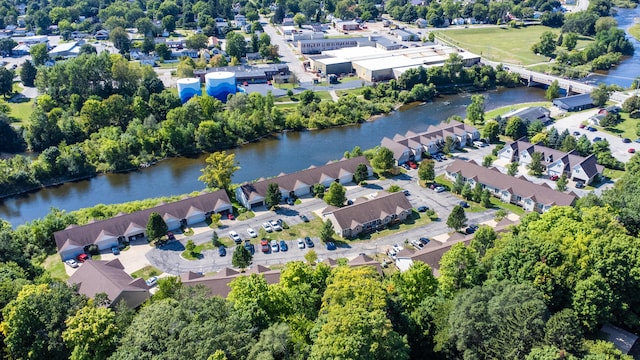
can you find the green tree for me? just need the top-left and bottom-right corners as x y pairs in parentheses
(198, 151), (240, 191)
(482, 155), (494, 167)
(62, 305), (118, 360)
(324, 182), (346, 207)
(470, 225), (497, 257)
(186, 33), (208, 50)
(293, 13), (306, 27)
(482, 120), (500, 143)
(265, 183), (282, 209)
(0, 68), (13, 99)
(371, 146), (395, 172)
(544, 309), (583, 354)
(481, 189), (492, 208)
(146, 211), (168, 241)
(563, 32), (579, 50)
(312, 183), (325, 198)
(505, 116), (527, 139)
(110, 27), (131, 54)
(247, 322), (294, 359)
(556, 173), (568, 191)
(30, 43), (49, 66)
(442, 136), (456, 154)
(452, 173), (465, 194)
(466, 94), (485, 125)
(446, 205), (467, 231)
(591, 84), (611, 107)
(532, 31), (557, 57)
(155, 43), (172, 60)
(393, 262), (438, 312)
(20, 60), (37, 87)
(528, 151), (545, 176)
(418, 159), (435, 183)
(176, 57), (195, 78)
(211, 231), (221, 246)
(185, 239), (196, 256)
(438, 242), (482, 296)
(232, 244), (252, 269)
(304, 249), (318, 264)
(461, 182), (472, 200)
(225, 32), (247, 60)
(353, 163), (369, 184)
(546, 80), (560, 100)
(320, 219), (334, 242)
(162, 15), (176, 33)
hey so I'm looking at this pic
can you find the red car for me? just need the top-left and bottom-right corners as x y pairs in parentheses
(579, 124), (586, 129)
(550, 175), (559, 181)
(261, 239), (270, 253)
(227, 213), (235, 220)
(76, 253), (89, 263)
(629, 148), (636, 154)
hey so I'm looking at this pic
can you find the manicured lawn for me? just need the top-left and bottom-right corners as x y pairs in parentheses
(315, 91), (334, 101)
(6, 99), (34, 123)
(600, 112), (638, 139)
(265, 215), (324, 241)
(490, 197), (525, 216)
(131, 265), (162, 279)
(182, 241), (215, 260)
(434, 26), (592, 66)
(336, 88), (364, 97)
(484, 102), (552, 121)
(354, 211), (431, 241)
(236, 210), (255, 220)
(42, 254), (68, 281)
(435, 175), (525, 216)
(603, 168), (625, 180)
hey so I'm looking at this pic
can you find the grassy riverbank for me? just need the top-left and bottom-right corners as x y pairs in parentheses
(629, 23), (640, 41)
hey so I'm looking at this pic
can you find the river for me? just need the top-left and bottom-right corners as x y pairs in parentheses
(0, 87), (547, 226)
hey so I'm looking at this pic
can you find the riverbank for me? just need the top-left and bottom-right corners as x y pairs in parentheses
(629, 23), (640, 41)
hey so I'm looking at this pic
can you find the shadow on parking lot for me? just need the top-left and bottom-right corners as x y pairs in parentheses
(363, 183), (383, 190)
(157, 241), (185, 252)
(274, 207), (299, 216)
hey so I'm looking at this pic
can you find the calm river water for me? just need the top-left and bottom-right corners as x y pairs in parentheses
(2, 6), (640, 226)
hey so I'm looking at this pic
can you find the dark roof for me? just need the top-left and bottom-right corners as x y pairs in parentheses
(553, 93), (593, 108)
(504, 106), (551, 123)
(55, 190), (232, 253)
(446, 160), (576, 207)
(329, 191), (413, 231)
(238, 156), (370, 201)
(67, 259), (149, 307)
(181, 266), (281, 298)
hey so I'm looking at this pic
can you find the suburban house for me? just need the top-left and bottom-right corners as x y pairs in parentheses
(67, 259), (150, 308)
(497, 139), (604, 185)
(381, 120), (480, 164)
(94, 29), (109, 40)
(552, 93), (595, 112)
(235, 156), (373, 209)
(54, 190), (233, 260)
(445, 160), (576, 212)
(501, 106), (552, 125)
(325, 191), (413, 238)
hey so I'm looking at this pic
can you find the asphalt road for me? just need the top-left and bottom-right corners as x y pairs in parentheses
(146, 157), (498, 275)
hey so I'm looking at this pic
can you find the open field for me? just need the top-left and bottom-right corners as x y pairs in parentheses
(435, 26), (592, 66)
(6, 99), (34, 123)
(600, 112), (638, 139)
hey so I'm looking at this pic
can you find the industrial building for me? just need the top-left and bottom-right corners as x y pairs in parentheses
(308, 44), (480, 82)
(194, 64), (289, 85)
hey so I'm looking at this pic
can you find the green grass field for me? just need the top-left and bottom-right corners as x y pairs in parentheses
(600, 112), (639, 139)
(629, 23), (640, 42)
(6, 99), (34, 123)
(435, 26), (592, 66)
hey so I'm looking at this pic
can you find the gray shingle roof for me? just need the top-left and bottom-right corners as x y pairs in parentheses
(330, 191), (413, 230)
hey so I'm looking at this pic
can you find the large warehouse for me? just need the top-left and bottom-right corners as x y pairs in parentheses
(308, 44), (480, 82)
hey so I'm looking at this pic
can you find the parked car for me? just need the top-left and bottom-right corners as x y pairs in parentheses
(629, 148), (636, 153)
(459, 201), (469, 208)
(419, 237), (430, 245)
(572, 131), (580, 136)
(636, 138), (640, 143)
(145, 276), (158, 287)
(403, 190), (410, 196)
(411, 239), (423, 249)
(167, 232), (176, 240)
(579, 123), (586, 129)
(218, 246), (227, 257)
(434, 186), (446, 193)
(401, 163), (410, 170)
(623, 138), (631, 143)
(244, 240), (255, 255)
(465, 224), (479, 234)
(261, 239), (270, 253)
(587, 126), (597, 132)
(417, 206), (428, 212)
(297, 238), (305, 249)
(111, 246), (120, 255)
(575, 182), (585, 189)
(593, 137), (602, 142)
(76, 253), (89, 263)
(299, 214), (309, 222)
(270, 240), (279, 252)
(326, 241), (337, 250)
(227, 213), (235, 220)
(550, 175), (559, 181)
(65, 259), (79, 268)
(286, 197), (295, 205)
(247, 228), (257, 238)
(229, 231), (241, 244)
(269, 220), (282, 231)
(262, 222), (273, 232)
(305, 236), (314, 248)
(279, 240), (288, 252)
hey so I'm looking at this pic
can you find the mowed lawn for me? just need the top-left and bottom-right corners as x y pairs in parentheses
(435, 26), (592, 66)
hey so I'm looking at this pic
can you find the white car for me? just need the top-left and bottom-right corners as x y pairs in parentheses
(269, 220), (282, 231)
(65, 259), (79, 268)
(298, 238), (305, 249)
(434, 186), (446, 193)
(246, 228), (257, 238)
(262, 222), (273, 232)
(145, 276), (158, 287)
(270, 240), (279, 252)
(229, 231), (241, 243)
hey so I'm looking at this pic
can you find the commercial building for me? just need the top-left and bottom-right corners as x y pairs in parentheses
(194, 64), (290, 84)
(381, 120), (480, 164)
(552, 93), (594, 112)
(54, 190), (233, 260)
(48, 41), (81, 58)
(235, 156), (372, 209)
(502, 106), (552, 125)
(445, 160), (576, 213)
(497, 139), (604, 185)
(297, 37), (374, 54)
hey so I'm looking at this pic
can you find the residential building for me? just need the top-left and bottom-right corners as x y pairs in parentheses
(94, 29), (109, 40)
(325, 191), (413, 238)
(502, 106), (552, 125)
(54, 190), (232, 260)
(497, 139), (603, 184)
(552, 93), (594, 112)
(234, 14), (247, 27)
(600, 324), (638, 355)
(381, 120), (480, 164)
(415, 18), (428, 28)
(68, 259), (150, 308)
(235, 156), (373, 209)
(446, 160), (576, 212)
(392, 28), (418, 41)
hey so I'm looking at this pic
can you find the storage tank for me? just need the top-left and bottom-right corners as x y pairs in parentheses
(176, 78), (202, 103)
(205, 71), (236, 102)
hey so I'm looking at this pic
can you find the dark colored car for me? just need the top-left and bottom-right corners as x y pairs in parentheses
(167, 232), (176, 240)
(299, 214), (309, 222)
(593, 137), (602, 142)
(575, 182), (585, 189)
(465, 224), (479, 234)
(111, 246), (120, 255)
(572, 131), (580, 136)
(587, 126), (597, 132)
(279, 240), (288, 252)
(244, 240), (255, 255)
(403, 190), (410, 196)
(419, 237), (430, 245)
(261, 239), (270, 253)
(287, 198), (295, 205)
(623, 138), (631, 143)
(417, 206), (428, 212)
(579, 124), (586, 129)
(326, 241), (337, 250)
(305, 236), (314, 248)
(550, 175), (559, 181)
(459, 201), (469, 208)
(218, 246), (226, 257)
